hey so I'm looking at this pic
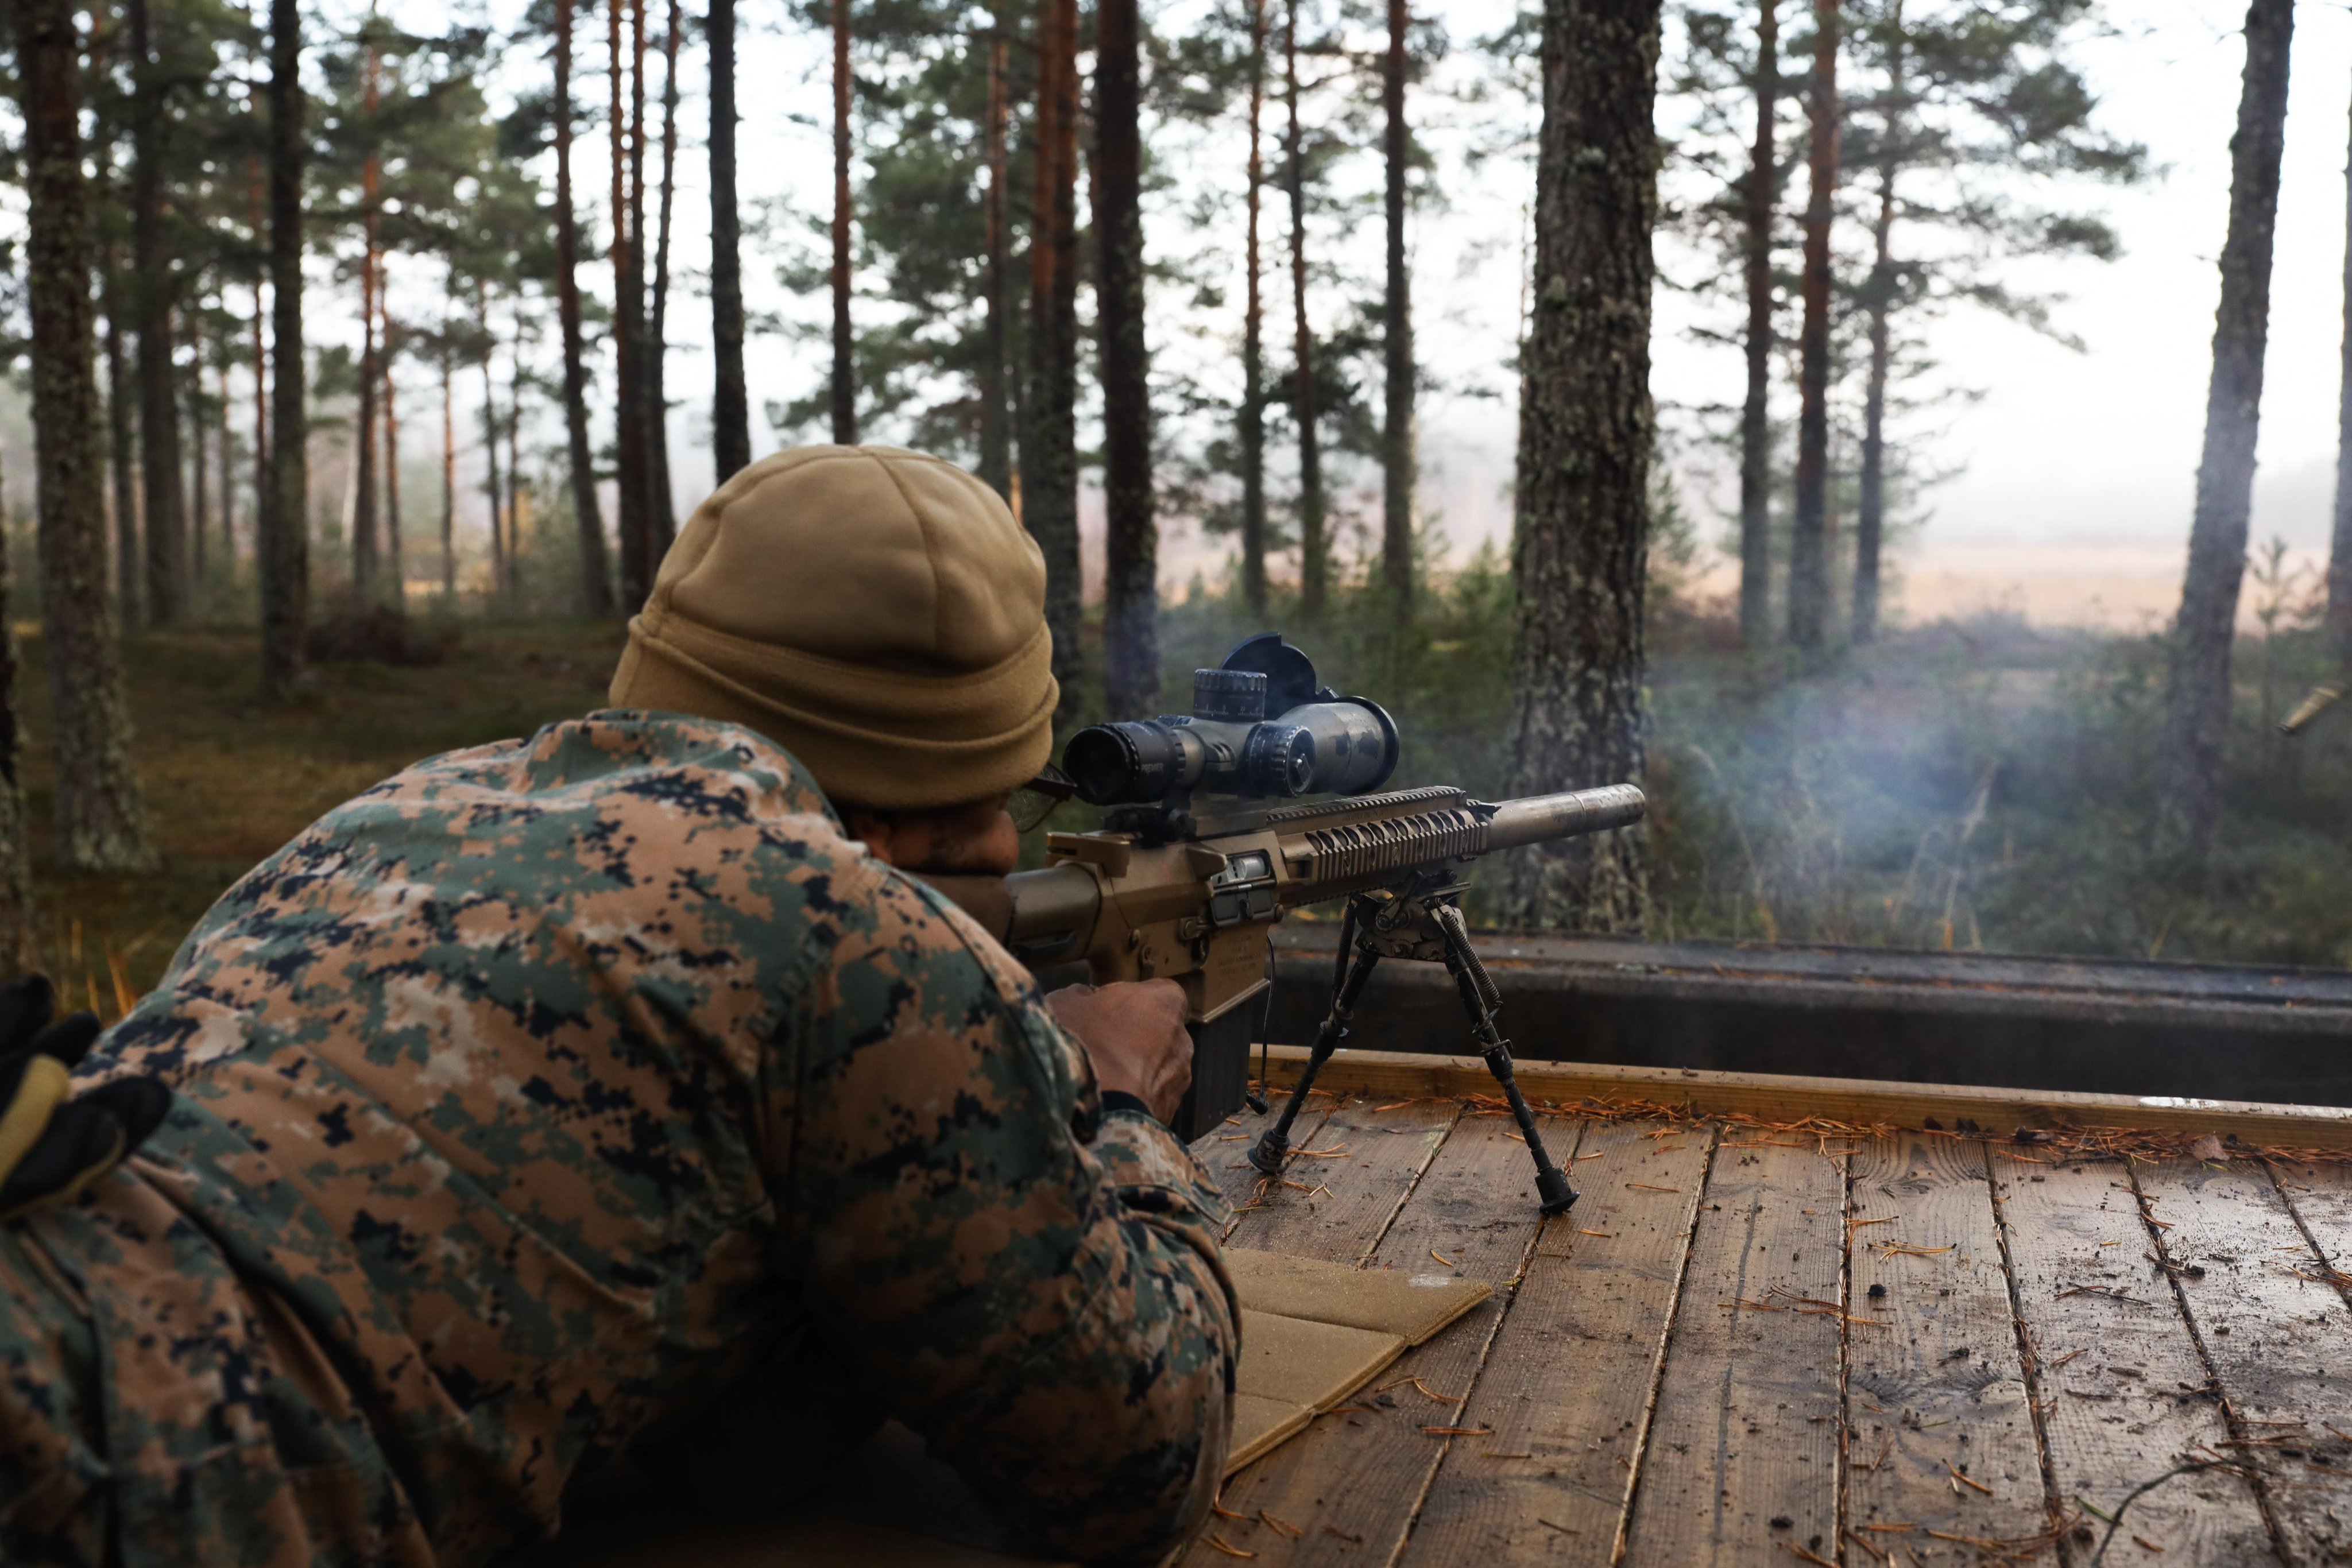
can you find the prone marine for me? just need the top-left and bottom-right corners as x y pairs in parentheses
(0, 446), (1239, 1565)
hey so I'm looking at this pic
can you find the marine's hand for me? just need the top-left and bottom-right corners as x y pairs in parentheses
(1045, 979), (1193, 1125)
(0, 975), (171, 1221)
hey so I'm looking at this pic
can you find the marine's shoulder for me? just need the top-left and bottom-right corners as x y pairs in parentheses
(378, 710), (835, 818)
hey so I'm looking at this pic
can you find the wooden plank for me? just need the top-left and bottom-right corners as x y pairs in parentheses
(1255, 1044), (2352, 1153)
(2132, 1156), (2352, 1565)
(1196, 1091), (1344, 1219)
(1991, 1153), (2277, 1563)
(1396, 1122), (1716, 1563)
(1618, 1137), (1846, 1566)
(2271, 1157), (2352, 1284)
(1841, 1135), (2049, 1556)
(1194, 1114), (1567, 1565)
(1223, 1097), (1461, 1261)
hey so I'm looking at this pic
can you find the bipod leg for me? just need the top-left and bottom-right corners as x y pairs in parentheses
(1433, 904), (1576, 1215)
(1250, 905), (1380, 1176)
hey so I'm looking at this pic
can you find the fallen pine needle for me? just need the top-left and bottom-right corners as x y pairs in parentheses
(1203, 1536), (1256, 1559)
(1422, 1425), (1494, 1437)
(1210, 1499), (1248, 1522)
(1431, 1248), (1456, 1268)
(1372, 1101), (1413, 1111)
(1879, 1242), (1958, 1257)
(1503, 1131), (1526, 1143)
(2134, 1536), (2165, 1554)
(1850, 1217), (1896, 1229)
(1576, 1151), (1604, 1161)
(1943, 1458), (1994, 1496)
(1777, 1543), (1838, 1567)
(1322, 1526), (1363, 1543)
(1325, 1406), (1374, 1415)
(1578, 1229), (1615, 1238)
(1536, 1518), (1577, 1535)
(1627, 1183), (1681, 1193)
(1855, 1522), (1919, 1532)
(1291, 1146), (1352, 1159)
(1258, 1511), (1303, 1539)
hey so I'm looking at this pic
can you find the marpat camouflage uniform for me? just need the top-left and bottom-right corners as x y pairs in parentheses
(0, 712), (1237, 1567)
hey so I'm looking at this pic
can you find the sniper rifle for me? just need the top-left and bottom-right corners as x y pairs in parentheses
(920, 633), (1645, 1214)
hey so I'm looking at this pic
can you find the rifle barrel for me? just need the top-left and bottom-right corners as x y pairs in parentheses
(1483, 784), (1647, 852)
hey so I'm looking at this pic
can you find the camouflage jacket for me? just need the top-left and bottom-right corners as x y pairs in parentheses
(0, 711), (1237, 1567)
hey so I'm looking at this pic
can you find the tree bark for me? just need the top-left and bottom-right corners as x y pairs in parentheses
(612, 0), (651, 610)
(262, 0), (308, 698)
(103, 295), (138, 626)
(16, 0), (156, 869)
(129, 0), (183, 628)
(187, 322), (208, 592)
(382, 315), (404, 601)
(352, 42), (384, 599)
(1494, 0), (1659, 935)
(1285, 0), (1324, 621)
(1021, 0), (1082, 721)
(707, 0), (751, 480)
(215, 350), (234, 570)
(1854, 150), (1895, 645)
(1380, 0), (1413, 620)
(1240, 0), (1267, 614)
(645, 0), (680, 554)
(2157, 0), (2294, 855)
(552, 0), (614, 617)
(440, 352), (456, 598)
(480, 285), (506, 607)
(830, 0), (857, 444)
(2330, 62), (2352, 659)
(505, 323), (524, 598)
(1097, 0), (1157, 717)
(978, 21), (1011, 498)
(1738, 0), (1778, 648)
(0, 532), (31, 971)
(1786, 0), (1838, 651)
(249, 149), (268, 524)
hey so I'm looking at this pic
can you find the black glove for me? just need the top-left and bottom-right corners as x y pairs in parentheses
(0, 975), (171, 1221)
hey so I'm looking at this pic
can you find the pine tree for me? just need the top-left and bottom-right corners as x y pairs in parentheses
(1239, 0), (1269, 614)
(1098, 0), (1157, 717)
(15, 0), (157, 869)
(129, 0), (186, 626)
(262, 0), (310, 698)
(1494, 0), (1659, 934)
(1736, 0), (1779, 649)
(552, 0), (615, 615)
(2157, 0), (2295, 854)
(1379, 0), (1413, 622)
(1285, 0), (1325, 620)
(1786, 0), (1837, 651)
(830, 0), (857, 444)
(1022, 0), (1083, 720)
(708, 0), (752, 479)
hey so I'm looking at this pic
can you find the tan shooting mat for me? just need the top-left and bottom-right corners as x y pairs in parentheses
(531, 1251), (1492, 1565)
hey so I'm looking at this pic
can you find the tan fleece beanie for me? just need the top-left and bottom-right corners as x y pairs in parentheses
(609, 444), (1058, 810)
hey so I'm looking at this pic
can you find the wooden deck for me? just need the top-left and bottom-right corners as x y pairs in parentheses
(1189, 1052), (2352, 1566)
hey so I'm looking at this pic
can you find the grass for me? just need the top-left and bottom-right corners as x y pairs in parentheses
(23, 565), (2352, 1024)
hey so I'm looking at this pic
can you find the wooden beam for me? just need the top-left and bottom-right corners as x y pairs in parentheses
(1257, 1046), (2352, 1153)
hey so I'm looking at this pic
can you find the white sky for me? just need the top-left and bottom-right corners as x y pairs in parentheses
(382, 0), (2352, 627)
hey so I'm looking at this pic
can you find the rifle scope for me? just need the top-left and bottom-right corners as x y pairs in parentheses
(1063, 636), (1401, 806)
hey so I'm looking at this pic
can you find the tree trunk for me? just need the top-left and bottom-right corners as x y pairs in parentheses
(103, 297), (138, 626)
(1285, 0), (1324, 620)
(1097, 0), (1157, 717)
(978, 21), (1011, 498)
(1021, 0), (1082, 721)
(1380, 0), (1413, 620)
(481, 291), (506, 607)
(1737, 0), (1778, 649)
(440, 354), (456, 599)
(129, 0), (183, 628)
(1493, 0), (1659, 935)
(1854, 156), (1895, 645)
(0, 531), (31, 971)
(830, 0), (857, 444)
(2329, 64), (2352, 660)
(505, 323), (524, 599)
(187, 323), (208, 593)
(552, 0), (614, 617)
(352, 42), (382, 598)
(1786, 0), (1838, 651)
(15, 0), (156, 869)
(645, 0), (680, 554)
(216, 351), (234, 569)
(1240, 0), (1267, 614)
(382, 316), (404, 602)
(609, 0), (647, 610)
(249, 153), (268, 520)
(2157, 0), (2295, 855)
(262, 0), (308, 698)
(707, 0), (751, 480)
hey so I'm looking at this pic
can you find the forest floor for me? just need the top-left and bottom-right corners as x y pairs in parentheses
(20, 593), (2352, 1025)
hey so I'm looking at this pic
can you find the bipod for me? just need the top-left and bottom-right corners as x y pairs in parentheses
(1248, 876), (1577, 1215)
